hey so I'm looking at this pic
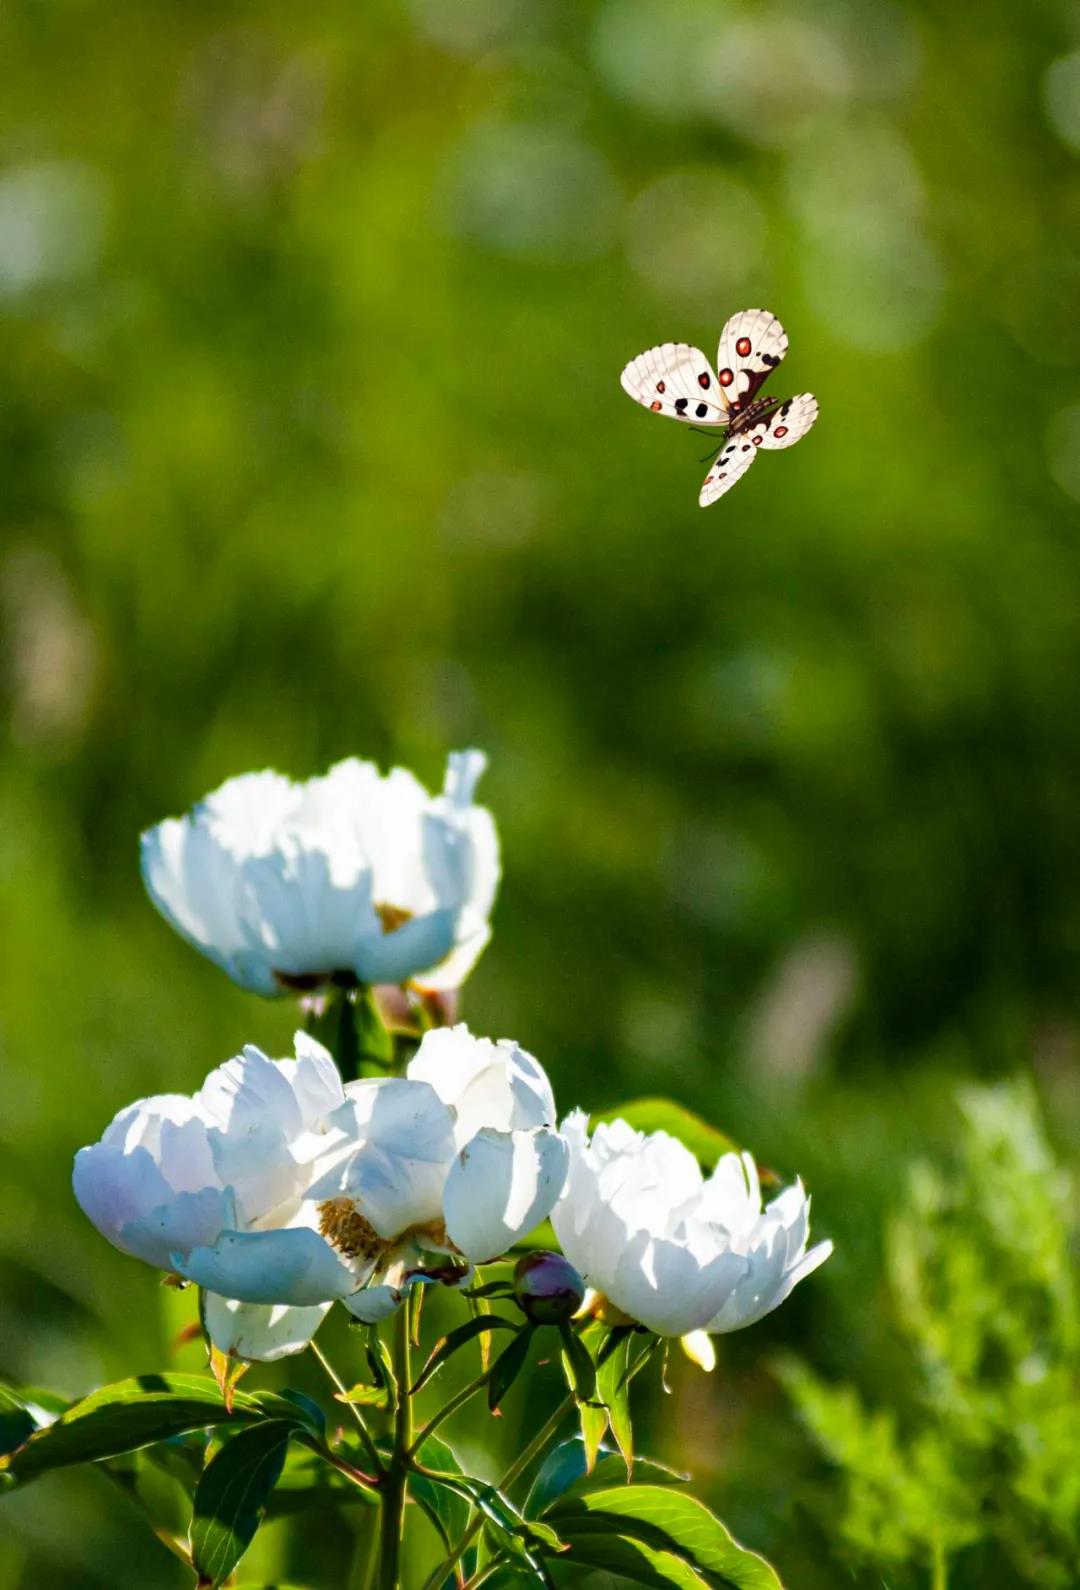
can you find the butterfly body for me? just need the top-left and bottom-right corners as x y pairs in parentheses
(620, 308), (818, 505)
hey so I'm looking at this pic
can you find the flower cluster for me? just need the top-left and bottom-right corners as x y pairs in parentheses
(75, 751), (831, 1362)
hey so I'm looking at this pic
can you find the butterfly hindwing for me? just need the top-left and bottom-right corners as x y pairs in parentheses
(620, 342), (730, 426)
(759, 393), (818, 449)
(715, 309), (788, 413)
(699, 422), (770, 506)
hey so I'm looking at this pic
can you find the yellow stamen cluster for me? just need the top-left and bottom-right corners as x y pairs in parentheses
(374, 901), (413, 935)
(318, 1199), (386, 1263)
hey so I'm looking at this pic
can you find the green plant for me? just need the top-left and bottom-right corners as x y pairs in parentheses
(778, 1079), (1080, 1589)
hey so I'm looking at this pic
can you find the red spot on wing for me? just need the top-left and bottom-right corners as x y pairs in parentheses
(656, 381), (666, 393)
(736, 336), (752, 356)
(698, 372), (711, 388)
(719, 368), (734, 386)
(650, 400), (662, 411)
(774, 425), (788, 437)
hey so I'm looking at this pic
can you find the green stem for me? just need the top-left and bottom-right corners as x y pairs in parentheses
(349, 1510), (381, 1590)
(931, 1540), (948, 1590)
(419, 1394), (574, 1590)
(407, 1368), (490, 1460)
(377, 1301), (414, 1589)
(310, 1340), (384, 1478)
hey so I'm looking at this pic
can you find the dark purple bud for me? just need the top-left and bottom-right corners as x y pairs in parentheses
(512, 1251), (585, 1325)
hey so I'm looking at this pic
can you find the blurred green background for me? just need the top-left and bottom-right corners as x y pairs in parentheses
(1, 0), (1079, 1583)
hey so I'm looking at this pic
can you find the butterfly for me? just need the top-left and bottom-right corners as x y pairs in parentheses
(620, 308), (818, 506)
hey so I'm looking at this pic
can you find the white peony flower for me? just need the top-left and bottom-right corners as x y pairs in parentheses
(73, 1034), (356, 1362)
(551, 1112), (831, 1342)
(302, 1025), (570, 1322)
(76, 1025), (568, 1355)
(140, 750), (499, 997)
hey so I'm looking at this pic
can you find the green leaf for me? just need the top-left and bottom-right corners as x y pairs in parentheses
(0, 1386), (39, 1458)
(512, 1219), (557, 1252)
(407, 1432), (471, 1551)
(551, 1531), (710, 1586)
(597, 1332), (633, 1472)
(465, 1279), (516, 1300)
(365, 1330), (398, 1400)
(190, 1420), (293, 1587)
(559, 1323), (598, 1404)
(527, 1439), (687, 1518)
(0, 1374), (311, 1483)
(595, 1100), (738, 1169)
(355, 987), (394, 1066)
(335, 1381), (390, 1411)
(488, 1324), (536, 1411)
(413, 1314), (519, 1394)
(264, 1445), (377, 1517)
(570, 1322), (609, 1471)
(546, 1486), (784, 1589)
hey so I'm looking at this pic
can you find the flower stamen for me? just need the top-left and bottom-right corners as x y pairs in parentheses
(319, 1198), (386, 1263)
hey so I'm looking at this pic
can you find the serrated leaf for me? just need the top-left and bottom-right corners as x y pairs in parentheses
(595, 1100), (738, 1170)
(190, 1420), (293, 1587)
(488, 1325), (536, 1412)
(0, 1374), (311, 1483)
(413, 1314), (519, 1394)
(546, 1486), (784, 1589)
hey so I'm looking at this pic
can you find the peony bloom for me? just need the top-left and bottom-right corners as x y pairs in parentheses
(75, 1025), (568, 1356)
(551, 1113), (831, 1343)
(73, 1035), (356, 1362)
(301, 1025), (570, 1322)
(140, 750), (499, 998)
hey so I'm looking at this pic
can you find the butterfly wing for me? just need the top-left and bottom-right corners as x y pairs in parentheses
(620, 342), (731, 426)
(759, 393), (818, 449)
(699, 423), (769, 506)
(715, 309), (788, 414)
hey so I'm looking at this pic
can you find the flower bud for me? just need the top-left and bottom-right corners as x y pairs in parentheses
(512, 1250), (585, 1325)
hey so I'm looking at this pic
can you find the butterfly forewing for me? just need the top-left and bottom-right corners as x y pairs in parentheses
(759, 392), (818, 449)
(620, 342), (730, 426)
(715, 309), (788, 413)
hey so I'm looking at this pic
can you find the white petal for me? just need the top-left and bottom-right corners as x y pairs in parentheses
(282, 1033), (346, 1126)
(611, 1230), (745, 1337)
(73, 1142), (234, 1270)
(342, 1281), (410, 1324)
(178, 1227), (356, 1305)
(308, 1079), (457, 1238)
(443, 1127), (569, 1262)
(352, 910), (458, 987)
(408, 1025), (556, 1142)
(203, 1294), (332, 1362)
